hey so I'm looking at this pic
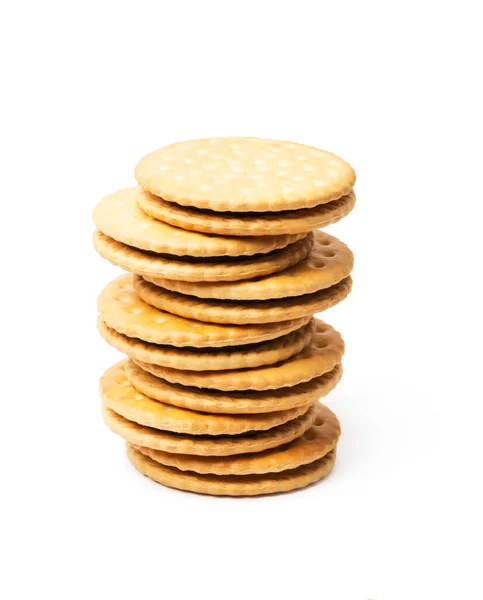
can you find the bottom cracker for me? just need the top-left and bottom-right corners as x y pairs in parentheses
(127, 444), (336, 496)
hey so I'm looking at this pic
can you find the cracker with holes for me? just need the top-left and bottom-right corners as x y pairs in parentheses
(124, 359), (342, 414)
(101, 362), (313, 436)
(93, 188), (313, 282)
(137, 188), (356, 236)
(94, 187), (307, 256)
(134, 320), (344, 391)
(134, 403), (339, 475)
(93, 229), (313, 283)
(103, 403), (318, 456)
(98, 275), (311, 348)
(145, 231), (353, 300)
(135, 137), (355, 212)
(127, 444), (337, 496)
(98, 318), (314, 370)
(134, 273), (352, 324)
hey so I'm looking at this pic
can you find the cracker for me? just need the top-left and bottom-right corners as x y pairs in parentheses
(147, 230), (353, 300)
(98, 275), (311, 347)
(102, 404), (317, 456)
(98, 319), (313, 370)
(136, 403), (339, 475)
(135, 137), (355, 212)
(93, 230), (313, 282)
(100, 361), (313, 435)
(125, 359), (342, 414)
(135, 319), (344, 391)
(127, 444), (336, 496)
(93, 187), (306, 257)
(134, 274), (352, 324)
(137, 189), (356, 236)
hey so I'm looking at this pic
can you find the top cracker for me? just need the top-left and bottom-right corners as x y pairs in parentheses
(135, 137), (355, 212)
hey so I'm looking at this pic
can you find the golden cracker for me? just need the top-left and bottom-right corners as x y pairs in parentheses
(137, 189), (356, 236)
(93, 187), (306, 257)
(127, 444), (337, 496)
(135, 319), (344, 391)
(135, 137), (355, 212)
(136, 403), (340, 475)
(98, 319), (313, 370)
(93, 230), (313, 283)
(103, 404), (317, 456)
(98, 275), (311, 348)
(147, 230), (353, 300)
(125, 359), (342, 414)
(135, 274), (352, 324)
(100, 361), (313, 435)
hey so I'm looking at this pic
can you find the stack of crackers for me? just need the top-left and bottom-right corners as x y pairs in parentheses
(93, 137), (355, 496)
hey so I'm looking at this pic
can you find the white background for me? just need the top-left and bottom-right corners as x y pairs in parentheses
(1, 2), (482, 599)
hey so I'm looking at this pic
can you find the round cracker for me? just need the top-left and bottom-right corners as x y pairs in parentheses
(93, 230), (313, 283)
(137, 189), (356, 236)
(98, 319), (313, 371)
(135, 320), (344, 391)
(100, 361), (313, 435)
(102, 404), (317, 456)
(136, 403), (340, 475)
(93, 187), (306, 257)
(98, 275), (311, 348)
(135, 137), (355, 212)
(147, 230), (353, 300)
(134, 274), (352, 324)
(125, 360), (342, 414)
(127, 444), (337, 496)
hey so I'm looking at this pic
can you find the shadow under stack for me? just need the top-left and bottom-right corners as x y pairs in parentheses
(93, 137), (355, 496)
